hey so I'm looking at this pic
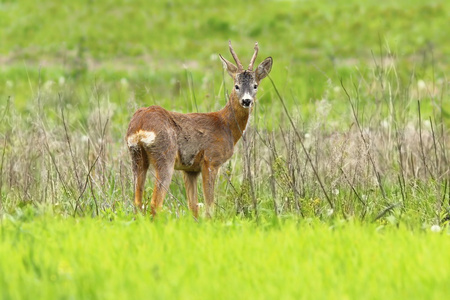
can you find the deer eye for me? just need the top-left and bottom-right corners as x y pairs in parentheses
(235, 85), (240, 90)
(254, 84), (258, 89)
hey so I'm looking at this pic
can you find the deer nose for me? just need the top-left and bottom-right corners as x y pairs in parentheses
(241, 98), (252, 108)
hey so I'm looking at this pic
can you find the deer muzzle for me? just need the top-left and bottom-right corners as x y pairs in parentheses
(240, 92), (253, 108)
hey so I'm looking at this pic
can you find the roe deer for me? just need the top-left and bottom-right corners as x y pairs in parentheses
(126, 41), (272, 217)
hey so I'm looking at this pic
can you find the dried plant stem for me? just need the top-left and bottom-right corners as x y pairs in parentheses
(60, 99), (82, 191)
(340, 79), (387, 200)
(0, 136), (6, 214)
(417, 101), (434, 180)
(268, 76), (333, 209)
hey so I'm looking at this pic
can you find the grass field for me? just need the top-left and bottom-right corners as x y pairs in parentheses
(1, 0), (450, 299)
(1, 215), (449, 300)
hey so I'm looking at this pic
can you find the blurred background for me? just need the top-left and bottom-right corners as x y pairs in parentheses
(1, 0), (448, 112)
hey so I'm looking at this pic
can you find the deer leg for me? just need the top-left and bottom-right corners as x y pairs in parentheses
(134, 169), (147, 211)
(201, 163), (219, 218)
(129, 146), (149, 211)
(149, 155), (175, 216)
(183, 171), (200, 218)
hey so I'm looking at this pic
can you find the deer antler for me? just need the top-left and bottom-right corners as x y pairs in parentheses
(228, 40), (244, 71)
(248, 42), (259, 70)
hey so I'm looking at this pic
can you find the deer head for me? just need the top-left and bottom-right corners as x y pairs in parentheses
(219, 41), (273, 109)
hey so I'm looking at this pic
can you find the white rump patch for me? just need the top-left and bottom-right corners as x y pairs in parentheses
(127, 130), (156, 148)
(141, 131), (156, 145)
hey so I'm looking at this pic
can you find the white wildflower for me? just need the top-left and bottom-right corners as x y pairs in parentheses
(44, 80), (54, 91)
(430, 225), (441, 233)
(120, 78), (128, 87)
(80, 135), (89, 143)
(381, 119), (389, 129)
(417, 80), (426, 91)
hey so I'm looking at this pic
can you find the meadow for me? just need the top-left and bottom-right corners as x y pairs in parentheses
(1, 216), (450, 299)
(1, 0), (449, 299)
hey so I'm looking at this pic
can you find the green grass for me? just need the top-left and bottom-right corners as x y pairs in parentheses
(1, 0), (450, 298)
(1, 214), (449, 300)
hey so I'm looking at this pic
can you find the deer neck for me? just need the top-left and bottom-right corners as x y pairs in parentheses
(220, 91), (251, 145)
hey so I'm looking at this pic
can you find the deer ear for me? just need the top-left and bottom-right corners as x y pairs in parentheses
(219, 54), (239, 78)
(255, 57), (273, 81)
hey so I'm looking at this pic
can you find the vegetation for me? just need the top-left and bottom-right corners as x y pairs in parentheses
(0, 0), (449, 299)
(1, 215), (449, 299)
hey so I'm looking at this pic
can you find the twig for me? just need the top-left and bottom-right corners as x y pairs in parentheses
(73, 117), (109, 217)
(86, 140), (99, 217)
(268, 76), (333, 209)
(338, 166), (366, 207)
(0, 134), (7, 214)
(373, 202), (399, 222)
(60, 95), (82, 190)
(429, 117), (439, 177)
(42, 131), (75, 211)
(341, 78), (387, 200)
(417, 100), (434, 180)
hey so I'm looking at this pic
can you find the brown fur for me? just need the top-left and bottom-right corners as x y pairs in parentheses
(126, 42), (273, 217)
